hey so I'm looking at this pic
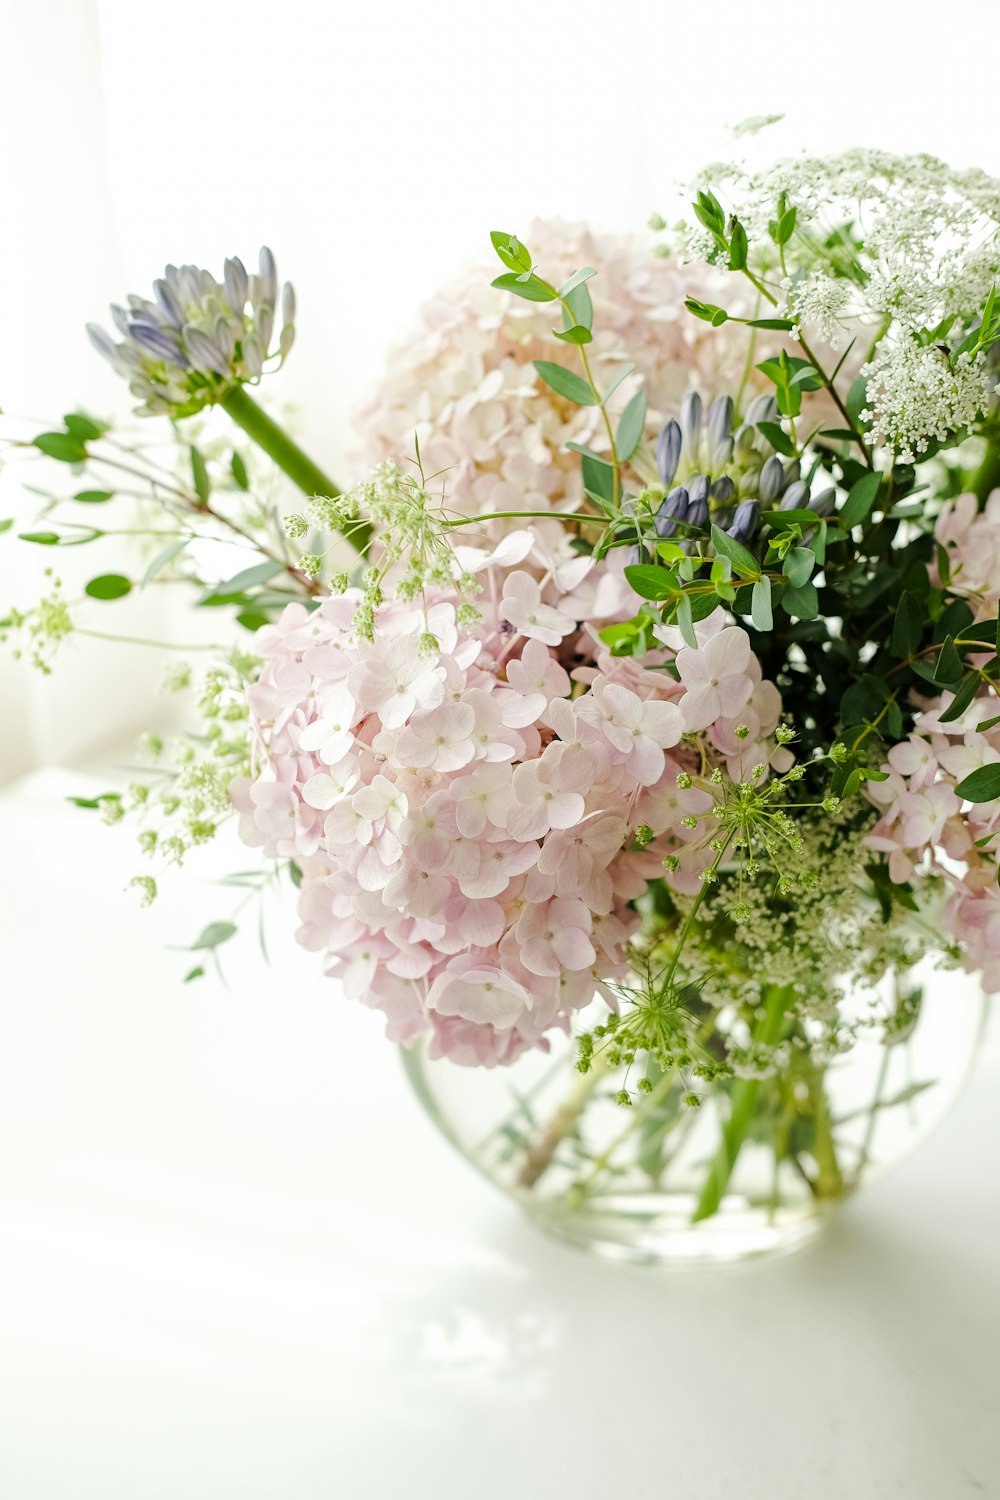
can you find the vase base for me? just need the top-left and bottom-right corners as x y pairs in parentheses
(520, 1190), (829, 1268)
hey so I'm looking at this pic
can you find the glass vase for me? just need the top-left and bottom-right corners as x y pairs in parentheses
(402, 952), (986, 1266)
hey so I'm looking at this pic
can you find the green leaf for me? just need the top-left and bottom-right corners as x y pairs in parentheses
(728, 219), (748, 271)
(602, 363), (636, 403)
(684, 297), (729, 327)
(976, 714), (1000, 733)
(63, 413), (107, 442)
(784, 547), (815, 588)
(934, 635), (963, 685)
(490, 231), (533, 274)
(17, 531), (61, 545)
(748, 317), (795, 330)
(756, 420), (795, 457)
(190, 920), (237, 951)
(190, 446), (211, 504)
(751, 576), (773, 631)
(236, 608), (273, 631)
(532, 360), (596, 406)
(553, 325), (593, 345)
(230, 452), (250, 490)
(491, 272), (556, 303)
(562, 282), (593, 331)
(839, 471), (881, 528)
(209, 560), (285, 596)
(581, 452), (616, 506)
(141, 538), (189, 586)
(955, 763), (1000, 802)
(33, 432), (88, 463)
(85, 573), (132, 601)
(183, 966), (205, 983)
(624, 564), (677, 601)
(676, 592), (697, 649)
(781, 580), (819, 619)
(0, 519), (12, 534)
(558, 267), (597, 298)
(710, 524), (759, 579)
(74, 489), (113, 504)
(892, 592), (924, 660)
(616, 390), (646, 462)
(774, 205), (797, 245)
(938, 673), (980, 723)
(65, 792), (120, 810)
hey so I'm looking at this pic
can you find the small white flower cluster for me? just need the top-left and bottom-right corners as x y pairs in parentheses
(783, 272), (853, 351)
(681, 151), (1000, 335)
(860, 344), (996, 464)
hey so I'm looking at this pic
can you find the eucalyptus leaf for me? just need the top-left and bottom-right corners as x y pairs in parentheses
(751, 575), (773, 631)
(532, 360), (596, 406)
(616, 389), (647, 462)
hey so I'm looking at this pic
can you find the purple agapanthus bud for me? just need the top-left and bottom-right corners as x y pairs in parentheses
(808, 487), (836, 517)
(679, 391), (703, 450)
(744, 393), (778, 425)
(727, 499), (760, 543)
(758, 456), (785, 504)
(779, 481), (810, 510)
(686, 497), (709, 528)
(711, 475), (735, 503)
(656, 485), (689, 537)
(688, 473), (710, 506)
(656, 419), (683, 487)
(706, 395), (734, 469)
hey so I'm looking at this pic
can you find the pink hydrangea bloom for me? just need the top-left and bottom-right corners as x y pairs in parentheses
(353, 220), (776, 549)
(234, 559), (793, 1065)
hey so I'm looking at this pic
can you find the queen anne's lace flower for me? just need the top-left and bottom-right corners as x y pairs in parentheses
(860, 344), (995, 464)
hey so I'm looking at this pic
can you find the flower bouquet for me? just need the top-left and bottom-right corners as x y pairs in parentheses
(5, 147), (999, 1264)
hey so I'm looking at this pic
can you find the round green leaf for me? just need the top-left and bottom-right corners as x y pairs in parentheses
(85, 574), (132, 600)
(33, 432), (88, 463)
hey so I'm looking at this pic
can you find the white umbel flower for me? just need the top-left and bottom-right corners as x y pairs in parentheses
(860, 343), (996, 463)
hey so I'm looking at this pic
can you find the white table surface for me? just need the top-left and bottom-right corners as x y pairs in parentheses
(1, 767), (998, 1500)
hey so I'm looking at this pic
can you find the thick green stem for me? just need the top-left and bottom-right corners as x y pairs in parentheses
(804, 1061), (845, 1200)
(691, 983), (793, 1223)
(970, 437), (1000, 506)
(220, 386), (372, 554)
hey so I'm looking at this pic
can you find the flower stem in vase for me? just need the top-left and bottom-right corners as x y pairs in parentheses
(691, 983), (794, 1223)
(517, 1050), (609, 1189)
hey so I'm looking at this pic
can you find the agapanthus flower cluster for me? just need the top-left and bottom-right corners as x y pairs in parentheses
(231, 533), (790, 1066)
(87, 247), (295, 417)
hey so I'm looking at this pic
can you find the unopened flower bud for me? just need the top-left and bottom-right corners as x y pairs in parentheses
(727, 499), (760, 543)
(656, 485), (689, 538)
(656, 419), (683, 487)
(282, 513), (307, 539)
(758, 456), (785, 504)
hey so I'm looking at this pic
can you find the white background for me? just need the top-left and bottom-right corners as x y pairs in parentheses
(1, 2), (999, 1496)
